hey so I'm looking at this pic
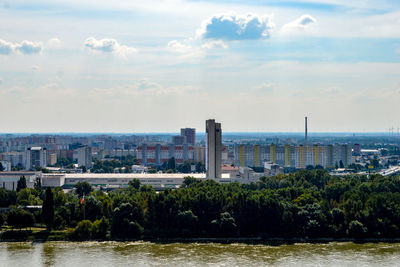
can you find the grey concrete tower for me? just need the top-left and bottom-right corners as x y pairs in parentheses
(206, 119), (222, 178)
(305, 116), (308, 142)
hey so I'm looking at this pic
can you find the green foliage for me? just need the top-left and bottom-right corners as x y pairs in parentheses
(92, 217), (110, 239)
(16, 188), (42, 206)
(167, 157), (176, 170)
(7, 208), (35, 229)
(16, 176), (27, 192)
(111, 202), (144, 239)
(182, 177), (201, 188)
(42, 187), (55, 230)
(211, 212), (237, 237)
(347, 220), (367, 238)
(1, 170), (400, 240)
(73, 220), (93, 240)
(34, 177), (42, 191)
(0, 189), (17, 207)
(74, 181), (93, 197)
(128, 179), (141, 190)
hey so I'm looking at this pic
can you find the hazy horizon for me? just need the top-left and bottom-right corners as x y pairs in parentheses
(1, 0), (400, 132)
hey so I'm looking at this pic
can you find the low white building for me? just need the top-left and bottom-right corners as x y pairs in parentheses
(0, 172), (40, 190)
(41, 172), (233, 190)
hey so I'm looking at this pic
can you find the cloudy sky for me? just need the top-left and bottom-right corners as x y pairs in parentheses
(1, 0), (400, 133)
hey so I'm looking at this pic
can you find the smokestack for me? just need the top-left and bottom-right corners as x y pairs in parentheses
(305, 116), (308, 142)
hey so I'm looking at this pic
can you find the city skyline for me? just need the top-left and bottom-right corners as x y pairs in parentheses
(1, 0), (400, 132)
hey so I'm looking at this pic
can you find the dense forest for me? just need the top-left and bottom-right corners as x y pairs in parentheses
(1, 170), (400, 240)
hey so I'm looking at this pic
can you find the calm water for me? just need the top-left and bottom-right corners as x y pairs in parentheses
(1, 241), (400, 266)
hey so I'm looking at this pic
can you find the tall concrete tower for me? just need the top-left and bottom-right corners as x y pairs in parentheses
(305, 116), (308, 142)
(206, 119), (222, 179)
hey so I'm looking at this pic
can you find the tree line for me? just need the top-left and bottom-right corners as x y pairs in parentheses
(0, 170), (400, 240)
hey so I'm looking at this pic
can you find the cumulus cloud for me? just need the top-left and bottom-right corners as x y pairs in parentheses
(197, 13), (275, 40)
(281, 15), (317, 34)
(84, 37), (137, 56)
(201, 40), (228, 49)
(0, 39), (14, 54)
(15, 40), (43, 54)
(167, 40), (192, 53)
(0, 39), (43, 55)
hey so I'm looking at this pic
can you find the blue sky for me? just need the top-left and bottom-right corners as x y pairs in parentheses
(0, 0), (399, 133)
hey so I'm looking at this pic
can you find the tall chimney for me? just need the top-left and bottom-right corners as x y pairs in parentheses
(305, 116), (308, 142)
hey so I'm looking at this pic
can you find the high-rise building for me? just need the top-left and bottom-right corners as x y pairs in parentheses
(77, 146), (92, 168)
(180, 128), (196, 145)
(206, 119), (222, 178)
(26, 147), (47, 170)
(172, 135), (186, 145)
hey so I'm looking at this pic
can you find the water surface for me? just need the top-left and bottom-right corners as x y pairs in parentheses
(1, 241), (399, 266)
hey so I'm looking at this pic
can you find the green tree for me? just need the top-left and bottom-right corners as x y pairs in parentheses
(0, 189), (17, 207)
(111, 202), (144, 239)
(339, 160), (344, 168)
(42, 187), (55, 230)
(73, 220), (93, 240)
(182, 177), (200, 188)
(128, 179), (141, 190)
(16, 176), (27, 192)
(176, 210), (198, 236)
(34, 177), (42, 191)
(92, 217), (110, 239)
(7, 208), (35, 229)
(74, 181), (93, 197)
(211, 212), (237, 237)
(167, 157), (176, 170)
(347, 220), (367, 238)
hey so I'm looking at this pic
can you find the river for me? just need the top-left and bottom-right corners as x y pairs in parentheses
(1, 241), (399, 266)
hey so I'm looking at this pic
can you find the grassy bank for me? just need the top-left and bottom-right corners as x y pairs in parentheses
(2, 229), (400, 244)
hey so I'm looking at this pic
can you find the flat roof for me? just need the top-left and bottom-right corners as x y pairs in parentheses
(42, 173), (231, 179)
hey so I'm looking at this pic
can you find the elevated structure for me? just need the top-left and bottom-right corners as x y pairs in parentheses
(206, 119), (222, 178)
(305, 116), (308, 142)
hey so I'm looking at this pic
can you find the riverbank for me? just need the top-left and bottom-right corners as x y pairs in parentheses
(2, 229), (400, 244)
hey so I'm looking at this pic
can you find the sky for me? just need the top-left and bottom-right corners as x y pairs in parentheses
(0, 0), (400, 133)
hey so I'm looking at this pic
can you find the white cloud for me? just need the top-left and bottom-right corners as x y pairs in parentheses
(281, 14), (317, 34)
(0, 39), (14, 54)
(201, 40), (228, 49)
(15, 40), (43, 54)
(197, 13), (275, 40)
(167, 40), (192, 53)
(84, 37), (137, 57)
(47, 37), (61, 48)
(253, 82), (274, 93)
(0, 77), (3, 85)
(0, 39), (43, 55)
